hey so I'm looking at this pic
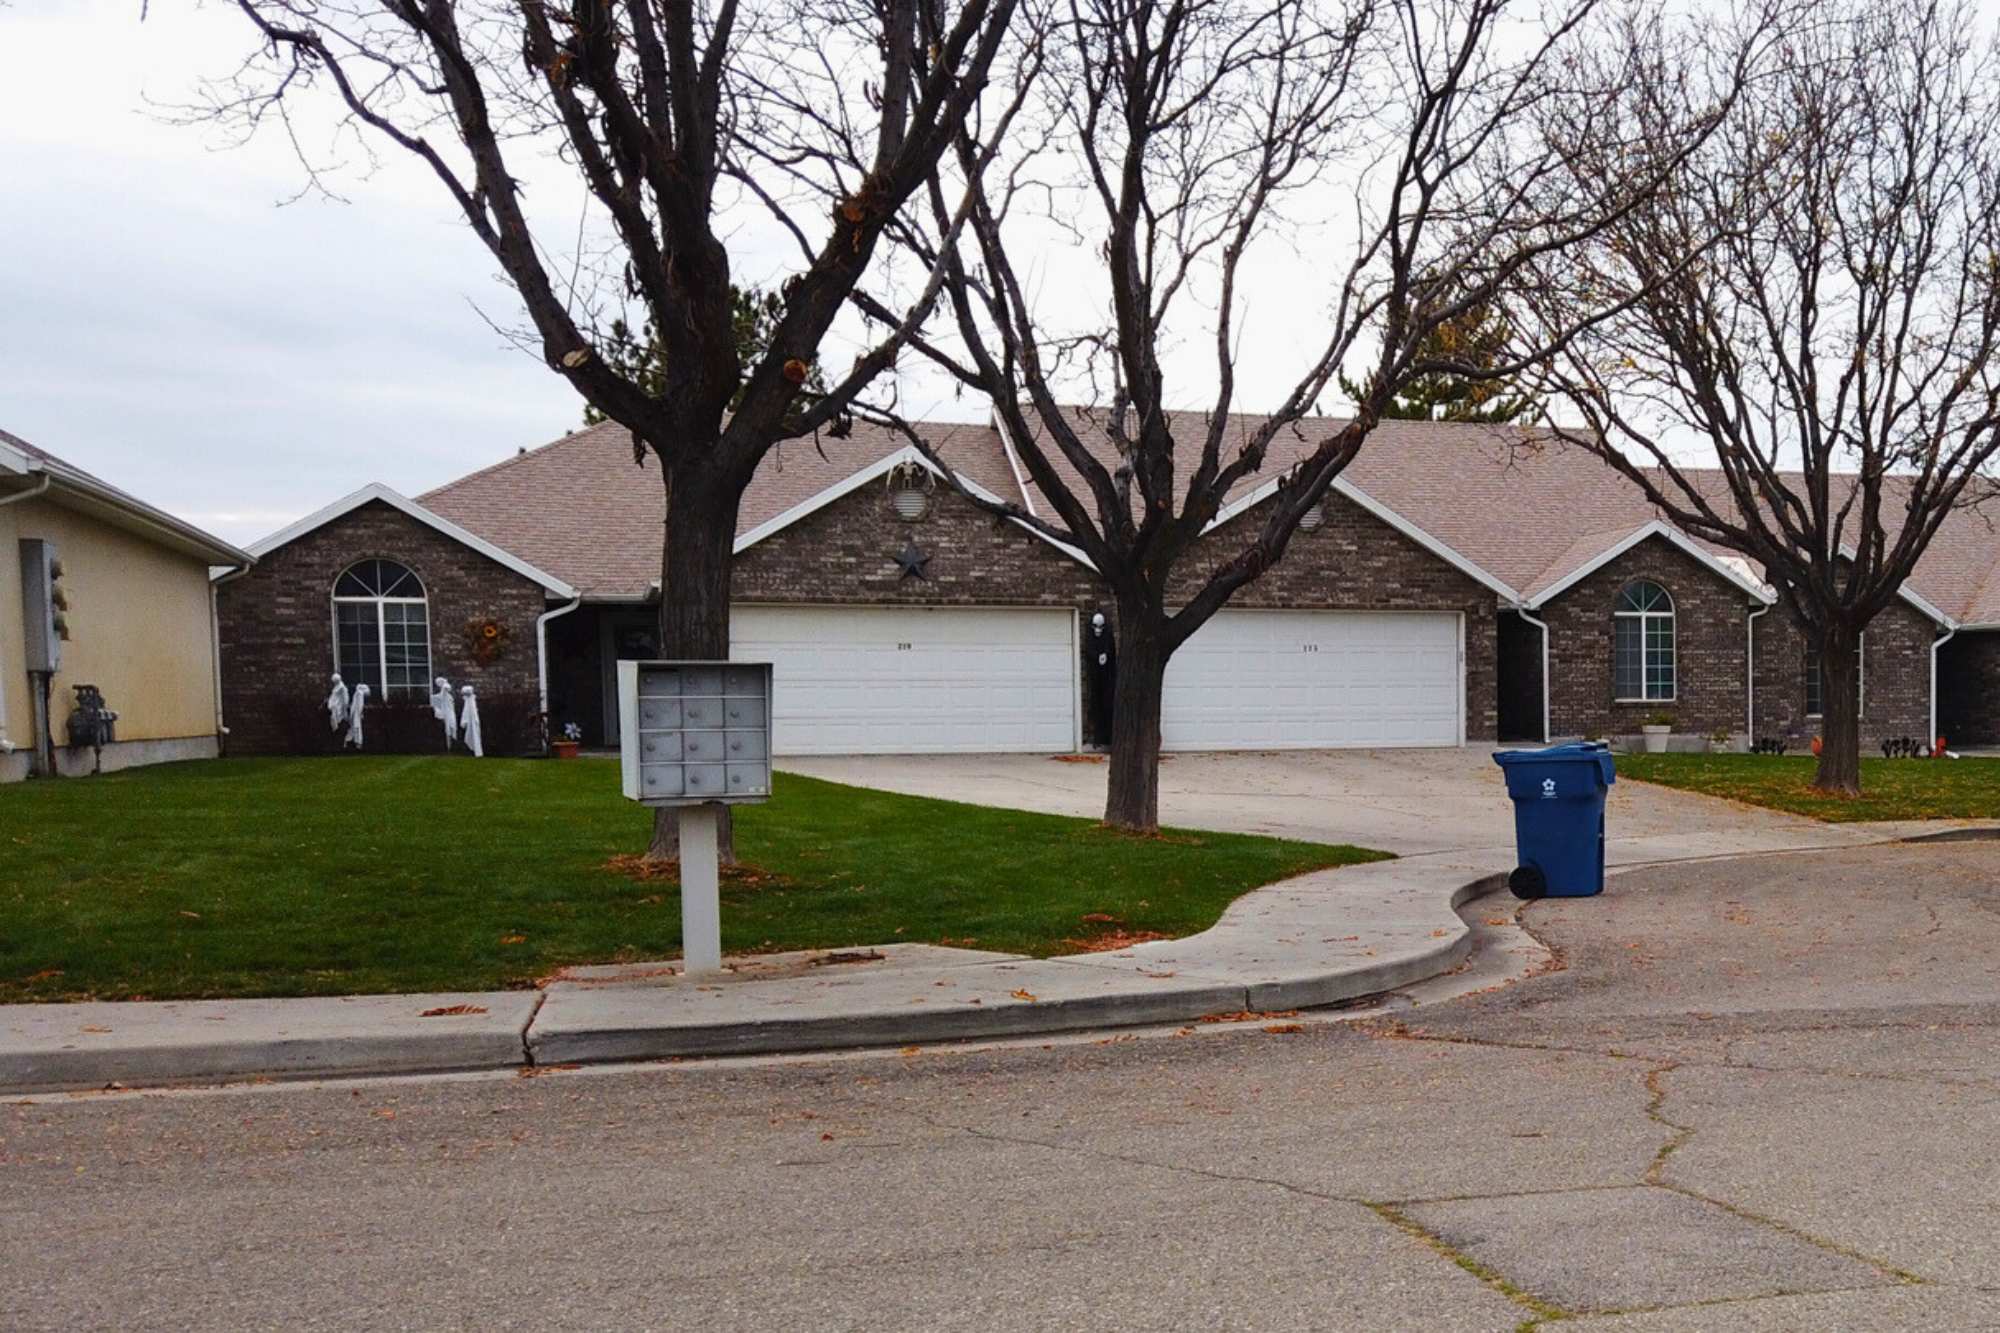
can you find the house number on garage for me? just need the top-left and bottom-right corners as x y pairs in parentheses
(1301, 643), (1320, 653)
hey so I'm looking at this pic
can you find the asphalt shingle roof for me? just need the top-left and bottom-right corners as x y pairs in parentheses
(415, 410), (2000, 625)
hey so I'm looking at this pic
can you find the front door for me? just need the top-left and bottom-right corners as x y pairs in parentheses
(598, 611), (659, 744)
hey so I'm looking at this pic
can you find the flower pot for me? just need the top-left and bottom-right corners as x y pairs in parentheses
(551, 740), (581, 760)
(1640, 725), (1672, 755)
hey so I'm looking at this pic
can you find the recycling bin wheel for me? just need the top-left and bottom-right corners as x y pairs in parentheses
(1509, 865), (1548, 901)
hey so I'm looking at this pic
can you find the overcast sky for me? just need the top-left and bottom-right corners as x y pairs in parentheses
(3, 0), (1403, 550)
(1, 2), (614, 544)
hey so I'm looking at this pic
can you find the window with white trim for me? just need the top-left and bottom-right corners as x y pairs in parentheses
(333, 559), (430, 698)
(1804, 636), (1864, 718)
(1613, 580), (1675, 702)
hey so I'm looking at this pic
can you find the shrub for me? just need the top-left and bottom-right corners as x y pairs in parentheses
(233, 688), (546, 758)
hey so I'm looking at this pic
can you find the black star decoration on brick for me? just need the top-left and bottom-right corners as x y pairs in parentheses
(894, 542), (932, 581)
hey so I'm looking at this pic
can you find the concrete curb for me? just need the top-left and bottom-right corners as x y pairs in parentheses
(0, 861), (1502, 1093)
(0, 992), (542, 1094)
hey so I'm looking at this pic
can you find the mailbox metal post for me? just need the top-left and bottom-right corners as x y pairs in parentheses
(676, 804), (724, 973)
(617, 660), (774, 977)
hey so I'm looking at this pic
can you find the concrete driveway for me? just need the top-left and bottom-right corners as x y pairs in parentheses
(783, 747), (1890, 862)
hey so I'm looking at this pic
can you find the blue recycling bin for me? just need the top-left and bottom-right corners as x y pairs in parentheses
(1492, 742), (1617, 900)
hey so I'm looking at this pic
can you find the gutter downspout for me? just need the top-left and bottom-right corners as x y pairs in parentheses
(1746, 603), (1770, 742)
(1931, 626), (1957, 749)
(208, 574), (239, 756)
(1514, 606), (1552, 743)
(537, 594), (584, 739)
(0, 471), (53, 757)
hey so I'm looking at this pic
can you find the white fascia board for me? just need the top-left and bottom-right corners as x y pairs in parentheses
(1527, 520), (1777, 609)
(1205, 473), (1523, 604)
(239, 482), (577, 598)
(732, 444), (1096, 570)
(989, 408), (1041, 518)
(1831, 541), (1958, 629)
(0, 438), (27, 475)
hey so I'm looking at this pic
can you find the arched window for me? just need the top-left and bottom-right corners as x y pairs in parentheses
(333, 559), (430, 698)
(1613, 580), (1675, 702)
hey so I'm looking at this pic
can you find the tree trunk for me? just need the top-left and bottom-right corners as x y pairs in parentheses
(645, 459), (744, 864)
(1812, 622), (1863, 797)
(1103, 604), (1169, 833)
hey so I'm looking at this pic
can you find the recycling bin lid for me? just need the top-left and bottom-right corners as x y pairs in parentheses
(1491, 741), (1615, 784)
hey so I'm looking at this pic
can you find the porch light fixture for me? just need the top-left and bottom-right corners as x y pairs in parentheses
(886, 459), (935, 522)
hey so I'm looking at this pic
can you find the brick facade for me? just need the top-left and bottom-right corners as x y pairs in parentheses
(1939, 631), (2000, 748)
(1534, 535), (1949, 747)
(732, 484), (1100, 609)
(217, 500), (548, 754)
(1751, 599), (1936, 748)
(1541, 538), (1755, 741)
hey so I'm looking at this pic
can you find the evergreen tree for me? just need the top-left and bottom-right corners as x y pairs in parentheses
(584, 287), (823, 426)
(1341, 304), (1539, 423)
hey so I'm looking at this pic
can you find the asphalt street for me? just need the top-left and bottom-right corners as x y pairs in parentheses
(7, 839), (2000, 1331)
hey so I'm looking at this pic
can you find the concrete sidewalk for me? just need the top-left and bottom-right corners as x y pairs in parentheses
(8, 810), (1989, 1092)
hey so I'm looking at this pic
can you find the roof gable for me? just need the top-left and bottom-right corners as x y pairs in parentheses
(241, 483), (576, 598)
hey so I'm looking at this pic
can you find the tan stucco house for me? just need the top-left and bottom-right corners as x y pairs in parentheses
(1, 429), (251, 782)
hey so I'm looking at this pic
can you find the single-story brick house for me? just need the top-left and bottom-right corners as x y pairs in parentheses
(215, 413), (2000, 757)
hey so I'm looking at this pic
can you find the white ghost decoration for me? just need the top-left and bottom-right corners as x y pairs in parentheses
(430, 676), (459, 746)
(327, 673), (350, 732)
(344, 683), (370, 749)
(459, 684), (483, 758)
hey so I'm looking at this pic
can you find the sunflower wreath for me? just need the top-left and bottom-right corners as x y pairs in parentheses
(462, 616), (511, 664)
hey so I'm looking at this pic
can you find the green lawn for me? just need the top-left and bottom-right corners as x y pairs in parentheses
(0, 757), (1385, 1003)
(1618, 752), (2000, 823)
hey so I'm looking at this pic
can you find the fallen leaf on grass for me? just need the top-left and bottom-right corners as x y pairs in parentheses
(22, 968), (62, 983)
(1081, 912), (1121, 924)
(420, 1004), (489, 1018)
(1262, 1023), (1306, 1035)
(177, 911), (202, 920)
(1059, 928), (1173, 954)
(499, 934), (527, 945)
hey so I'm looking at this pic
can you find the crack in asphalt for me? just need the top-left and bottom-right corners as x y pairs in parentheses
(1369, 1019), (2000, 1091)
(1640, 1061), (1927, 1286)
(936, 1118), (1574, 1321)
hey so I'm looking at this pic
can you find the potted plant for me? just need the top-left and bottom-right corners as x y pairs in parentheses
(552, 722), (583, 760)
(1641, 710), (1676, 754)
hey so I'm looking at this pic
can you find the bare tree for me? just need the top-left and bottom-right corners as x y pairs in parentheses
(1519, 0), (2000, 796)
(203, 0), (1019, 856)
(880, 0), (1740, 831)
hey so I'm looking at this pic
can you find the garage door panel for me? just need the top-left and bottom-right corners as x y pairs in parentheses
(1163, 610), (1459, 751)
(729, 606), (1077, 755)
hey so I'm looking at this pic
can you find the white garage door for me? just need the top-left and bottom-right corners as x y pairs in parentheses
(1163, 610), (1461, 751)
(730, 605), (1078, 755)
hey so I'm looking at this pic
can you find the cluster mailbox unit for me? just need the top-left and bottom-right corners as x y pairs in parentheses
(617, 660), (775, 974)
(617, 660), (774, 805)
